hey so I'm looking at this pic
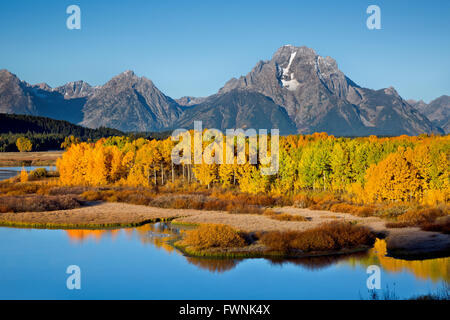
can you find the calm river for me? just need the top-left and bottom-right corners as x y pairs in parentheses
(0, 166), (55, 181)
(0, 223), (448, 299)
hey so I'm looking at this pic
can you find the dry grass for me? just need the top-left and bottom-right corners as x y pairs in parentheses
(211, 191), (291, 207)
(292, 191), (450, 237)
(293, 192), (378, 217)
(329, 203), (377, 217)
(0, 202), (200, 228)
(181, 224), (247, 250)
(263, 209), (308, 222)
(259, 222), (376, 254)
(0, 151), (62, 166)
(0, 181), (43, 195)
(80, 189), (266, 214)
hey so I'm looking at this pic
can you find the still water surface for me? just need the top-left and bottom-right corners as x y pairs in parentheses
(0, 166), (55, 181)
(0, 223), (448, 299)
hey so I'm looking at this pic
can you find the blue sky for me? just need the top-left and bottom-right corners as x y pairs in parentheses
(0, 0), (449, 102)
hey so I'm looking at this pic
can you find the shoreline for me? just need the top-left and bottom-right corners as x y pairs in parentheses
(172, 240), (373, 260)
(0, 151), (62, 167)
(0, 201), (449, 260)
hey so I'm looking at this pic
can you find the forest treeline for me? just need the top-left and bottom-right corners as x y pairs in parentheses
(57, 132), (450, 205)
(0, 113), (171, 151)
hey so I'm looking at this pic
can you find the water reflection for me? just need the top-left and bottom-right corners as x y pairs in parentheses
(0, 166), (56, 181)
(66, 229), (120, 242)
(346, 239), (449, 283)
(66, 223), (180, 248)
(63, 223), (450, 282)
(267, 251), (368, 271)
(186, 257), (242, 273)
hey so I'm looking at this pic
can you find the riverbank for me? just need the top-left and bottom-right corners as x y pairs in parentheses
(0, 151), (62, 167)
(0, 201), (448, 259)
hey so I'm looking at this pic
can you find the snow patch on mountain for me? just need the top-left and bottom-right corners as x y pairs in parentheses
(280, 51), (300, 91)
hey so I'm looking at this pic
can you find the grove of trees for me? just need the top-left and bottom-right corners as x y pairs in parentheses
(57, 133), (450, 205)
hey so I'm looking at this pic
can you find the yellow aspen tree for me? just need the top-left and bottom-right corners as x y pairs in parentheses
(193, 163), (217, 188)
(16, 137), (32, 152)
(57, 142), (90, 185)
(238, 165), (268, 194)
(364, 147), (423, 202)
(108, 146), (126, 183)
(20, 167), (28, 182)
(86, 143), (109, 186)
(158, 139), (174, 185)
(218, 163), (234, 188)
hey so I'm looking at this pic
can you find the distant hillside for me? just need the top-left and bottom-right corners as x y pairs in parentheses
(0, 113), (174, 152)
(0, 113), (124, 137)
(0, 113), (124, 152)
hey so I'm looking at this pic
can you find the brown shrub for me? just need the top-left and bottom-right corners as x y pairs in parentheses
(260, 222), (375, 253)
(203, 199), (227, 211)
(419, 216), (450, 234)
(151, 194), (204, 209)
(258, 231), (297, 252)
(116, 190), (155, 206)
(47, 186), (90, 195)
(398, 208), (447, 225)
(29, 168), (48, 180)
(385, 222), (411, 229)
(0, 195), (82, 212)
(182, 224), (247, 250)
(225, 202), (263, 214)
(0, 182), (40, 195)
(213, 192), (287, 207)
(330, 203), (377, 217)
(421, 221), (450, 234)
(293, 193), (316, 208)
(79, 189), (267, 213)
(81, 190), (103, 201)
(378, 204), (411, 218)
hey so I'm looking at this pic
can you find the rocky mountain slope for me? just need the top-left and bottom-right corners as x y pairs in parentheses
(408, 95), (450, 133)
(0, 45), (447, 135)
(0, 69), (86, 123)
(219, 45), (442, 136)
(80, 71), (183, 132)
(174, 89), (297, 135)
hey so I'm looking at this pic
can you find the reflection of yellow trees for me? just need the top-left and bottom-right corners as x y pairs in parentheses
(350, 239), (449, 283)
(134, 223), (176, 253)
(64, 223), (179, 254)
(185, 257), (240, 273)
(66, 229), (111, 243)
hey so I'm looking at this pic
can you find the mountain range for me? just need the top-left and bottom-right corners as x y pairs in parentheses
(0, 45), (448, 136)
(407, 96), (450, 134)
